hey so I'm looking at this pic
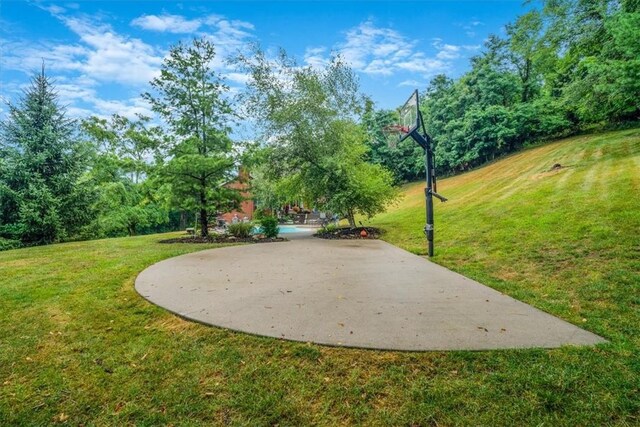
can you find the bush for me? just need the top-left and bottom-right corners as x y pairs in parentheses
(0, 237), (22, 251)
(322, 223), (338, 233)
(227, 222), (253, 238)
(253, 208), (271, 221)
(259, 216), (279, 238)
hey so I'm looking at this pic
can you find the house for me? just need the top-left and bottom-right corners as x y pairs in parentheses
(219, 168), (255, 223)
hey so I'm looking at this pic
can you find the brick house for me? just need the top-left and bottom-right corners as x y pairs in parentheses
(219, 169), (255, 223)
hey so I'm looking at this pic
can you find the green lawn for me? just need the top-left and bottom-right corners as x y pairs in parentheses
(2, 129), (639, 425)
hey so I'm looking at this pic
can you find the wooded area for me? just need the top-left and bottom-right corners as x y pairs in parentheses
(1, 0), (638, 248)
(364, 0), (639, 181)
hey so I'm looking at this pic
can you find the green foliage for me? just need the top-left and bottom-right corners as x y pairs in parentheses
(364, 1), (639, 177)
(562, 11), (640, 122)
(239, 143), (297, 211)
(252, 208), (270, 222)
(81, 114), (163, 184)
(1, 130), (638, 424)
(143, 38), (240, 237)
(0, 68), (94, 245)
(236, 48), (398, 226)
(227, 222), (253, 238)
(92, 181), (167, 237)
(312, 121), (398, 226)
(321, 223), (339, 233)
(258, 215), (279, 238)
(82, 115), (170, 237)
(362, 100), (424, 183)
(0, 237), (21, 251)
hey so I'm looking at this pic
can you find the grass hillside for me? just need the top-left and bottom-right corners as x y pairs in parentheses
(368, 129), (639, 346)
(1, 129), (639, 425)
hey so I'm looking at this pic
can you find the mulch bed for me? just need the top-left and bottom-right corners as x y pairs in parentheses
(159, 235), (287, 244)
(314, 227), (382, 240)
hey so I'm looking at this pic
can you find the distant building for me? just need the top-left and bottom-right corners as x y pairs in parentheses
(219, 168), (255, 223)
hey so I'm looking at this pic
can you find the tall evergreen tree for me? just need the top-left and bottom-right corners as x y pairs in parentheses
(0, 66), (93, 245)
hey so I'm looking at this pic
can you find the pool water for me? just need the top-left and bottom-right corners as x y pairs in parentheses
(253, 225), (314, 234)
(279, 225), (314, 234)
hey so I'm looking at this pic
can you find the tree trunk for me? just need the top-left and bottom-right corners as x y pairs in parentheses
(347, 209), (356, 228)
(521, 58), (531, 102)
(179, 211), (186, 230)
(199, 189), (208, 237)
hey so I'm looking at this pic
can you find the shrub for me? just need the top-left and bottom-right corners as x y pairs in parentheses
(253, 209), (266, 221)
(322, 223), (338, 233)
(259, 216), (279, 238)
(0, 237), (22, 251)
(227, 222), (253, 238)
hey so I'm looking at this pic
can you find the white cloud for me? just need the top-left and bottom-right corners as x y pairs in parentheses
(45, 4), (66, 15)
(435, 43), (461, 60)
(461, 19), (484, 38)
(0, 39), (88, 74)
(128, 12), (256, 71)
(55, 82), (97, 102)
(92, 96), (154, 120)
(2, 13), (162, 121)
(129, 12), (256, 55)
(304, 47), (329, 69)
(62, 16), (163, 85)
(202, 16), (255, 59)
(398, 79), (423, 87)
(65, 105), (95, 118)
(131, 13), (202, 33)
(303, 21), (475, 81)
(1, 9), (257, 122)
(225, 72), (251, 85)
(336, 21), (414, 73)
(396, 55), (446, 74)
(2, 16), (164, 87)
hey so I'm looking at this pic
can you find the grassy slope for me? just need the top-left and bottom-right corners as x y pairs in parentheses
(368, 129), (639, 340)
(1, 129), (639, 425)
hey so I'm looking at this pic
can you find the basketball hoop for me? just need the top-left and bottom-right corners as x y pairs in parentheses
(382, 124), (409, 149)
(382, 91), (420, 149)
(384, 89), (448, 258)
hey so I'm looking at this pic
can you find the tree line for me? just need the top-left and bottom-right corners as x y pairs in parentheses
(364, 0), (639, 182)
(1, 0), (637, 248)
(0, 40), (398, 248)
(0, 40), (244, 249)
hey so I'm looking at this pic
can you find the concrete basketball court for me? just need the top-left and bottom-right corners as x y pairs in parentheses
(135, 232), (606, 351)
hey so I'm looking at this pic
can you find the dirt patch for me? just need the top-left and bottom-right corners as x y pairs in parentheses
(314, 227), (382, 240)
(159, 235), (288, 244)
(531, 163), (570, 180)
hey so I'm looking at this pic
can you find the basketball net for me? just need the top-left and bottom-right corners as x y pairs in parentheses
(382, 124), (409, 149)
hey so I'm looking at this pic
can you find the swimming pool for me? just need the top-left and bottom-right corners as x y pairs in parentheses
(278, 225), (315, 234)
(253, 225), (315, 234)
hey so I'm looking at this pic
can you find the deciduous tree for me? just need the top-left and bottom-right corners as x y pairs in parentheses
(236, 48), (397, 226)
(143, 38), (240, 236)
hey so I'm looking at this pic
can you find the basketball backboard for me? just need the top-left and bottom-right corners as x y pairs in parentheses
(398, 90), (420, 140)
(382, 89), (420, 148)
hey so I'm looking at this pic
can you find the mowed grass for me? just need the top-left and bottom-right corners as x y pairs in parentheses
(0, 129), (638, 426)
(368, 129), (640, 340)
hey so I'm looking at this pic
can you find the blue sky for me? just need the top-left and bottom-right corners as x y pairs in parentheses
(1, 1), (533, 123)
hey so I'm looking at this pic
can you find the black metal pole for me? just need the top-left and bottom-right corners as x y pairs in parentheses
(401, 90), (446, 257)
(409, 130), (436, 257)
(425, 144), (435, 257)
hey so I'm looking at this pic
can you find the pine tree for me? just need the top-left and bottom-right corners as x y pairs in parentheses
(0, 66), (93, 245)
